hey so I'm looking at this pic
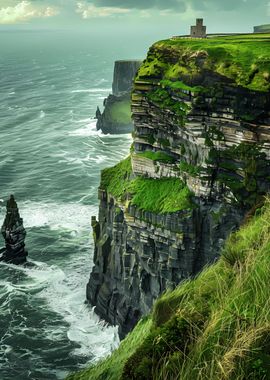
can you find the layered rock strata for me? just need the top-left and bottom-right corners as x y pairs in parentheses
(96, 60), (141, 134)
(88, 36), (270, 338)
(0, 195), (28, 264)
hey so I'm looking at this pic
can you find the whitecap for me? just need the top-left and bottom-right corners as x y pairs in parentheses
(40, 110), (45, 119)
(68, 120), (102, 137)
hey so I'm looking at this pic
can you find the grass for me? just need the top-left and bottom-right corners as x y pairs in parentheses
(100, 156), (195, 214)
(160, 79), (205, 93)
(100, 156), (132, 199)
(68, 197), (270, 380)
(137, 34), (270, 92)
(129, 177), (195, 214)
(179, 161), (202, 177)
(108, 99), (132, 125)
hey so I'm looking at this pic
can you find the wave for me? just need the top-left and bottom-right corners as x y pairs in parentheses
(0, 201), (98, 231)
(0, 257), (119, 364)
(40, 265), (119, 360)
(68, 120), (103, 137)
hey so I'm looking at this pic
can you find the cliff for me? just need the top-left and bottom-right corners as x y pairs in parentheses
(112, 60), (142, 96)
(96, 60), (141, 134)
(87, 34), (270, 339)
(68, 197), (270, 380)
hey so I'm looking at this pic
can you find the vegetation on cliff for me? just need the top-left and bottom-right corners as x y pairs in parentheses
(68, 198), (270, 380)
(133, 35), (270, 208)
(100, 157), (195, 213)
(138, 34), (270, 92)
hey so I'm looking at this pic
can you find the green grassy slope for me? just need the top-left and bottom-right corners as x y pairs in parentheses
(100, 156), (195, 214)
(138, 34), (270, 92)
(67, 198), (270, 380)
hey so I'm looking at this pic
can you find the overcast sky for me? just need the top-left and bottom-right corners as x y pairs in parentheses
(0, 0), (269, 35)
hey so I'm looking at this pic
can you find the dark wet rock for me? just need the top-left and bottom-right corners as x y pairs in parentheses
(0, 195), (28, 265)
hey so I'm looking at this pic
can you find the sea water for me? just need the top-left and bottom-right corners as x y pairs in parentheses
(0, 30), (146, 379)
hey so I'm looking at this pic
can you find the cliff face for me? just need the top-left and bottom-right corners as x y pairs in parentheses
(112, 60), (142, 96)
(96, 60), (141, 134)
(89, 35), (270, 338)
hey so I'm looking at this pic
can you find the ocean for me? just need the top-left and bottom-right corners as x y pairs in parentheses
(0, 30), (147, 379)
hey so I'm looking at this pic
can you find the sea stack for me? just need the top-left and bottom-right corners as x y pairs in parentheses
(0, 195), (28, 264)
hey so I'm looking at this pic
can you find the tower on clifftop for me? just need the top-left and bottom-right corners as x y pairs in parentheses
(190, 18), (207, 38)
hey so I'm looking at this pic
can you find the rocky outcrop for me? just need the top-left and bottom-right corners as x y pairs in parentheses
(88, 36), (270, 338)
(0, 195), (28, 264)
(96, 60), (141, 134)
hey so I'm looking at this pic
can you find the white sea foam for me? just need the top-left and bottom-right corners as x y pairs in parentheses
(40, 110), (46, 119)
(40, 271), (119, 360)
(0, 201), (98, 231)
(68, 120), (103, 137)
(0, 257), (119, 362)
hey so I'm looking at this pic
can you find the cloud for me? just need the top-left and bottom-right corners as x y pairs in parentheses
(84, 0), (267, 13)
(89, 0), (186, 11)
(0, 1), (58, 24)
(76, 1), (130, 18)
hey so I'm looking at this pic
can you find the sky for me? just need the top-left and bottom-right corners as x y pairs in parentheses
(0, 0), (269, 36)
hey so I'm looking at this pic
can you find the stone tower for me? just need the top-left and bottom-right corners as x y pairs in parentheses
(190, 18), (207, 38)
